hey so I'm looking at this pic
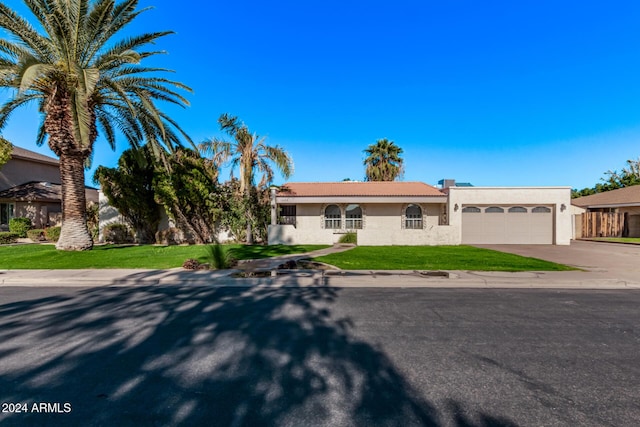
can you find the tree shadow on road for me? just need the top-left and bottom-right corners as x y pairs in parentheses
(0, 284), (519, 426)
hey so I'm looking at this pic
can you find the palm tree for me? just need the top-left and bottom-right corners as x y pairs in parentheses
(199, 113), (293, 244)
(0, 0), (191, 250)
(363, 138), (404, 181)
(0, 137), (11, 168)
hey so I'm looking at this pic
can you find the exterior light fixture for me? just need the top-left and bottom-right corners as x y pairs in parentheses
(454, 204), (459, 211)
(560, 204), (566, 212)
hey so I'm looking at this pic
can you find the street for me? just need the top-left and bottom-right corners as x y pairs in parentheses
(1, 286), (639, 426)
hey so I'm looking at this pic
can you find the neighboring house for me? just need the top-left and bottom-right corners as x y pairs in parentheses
(268, 181), (572, 245)
(572, 186), (640, 237)
(0, 145), (98, 230)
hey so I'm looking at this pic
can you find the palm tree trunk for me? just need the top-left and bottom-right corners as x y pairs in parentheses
(56, 151), (93, 251)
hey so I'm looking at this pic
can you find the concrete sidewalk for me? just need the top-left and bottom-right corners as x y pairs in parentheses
(2, 242), (640, 289)
(1, 267), (639, 289)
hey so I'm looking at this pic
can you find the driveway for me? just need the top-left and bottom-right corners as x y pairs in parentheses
(475, 240), (640, 282)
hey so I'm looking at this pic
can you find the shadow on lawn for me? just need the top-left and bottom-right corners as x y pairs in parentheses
(0, 283), (518, 427)
(227, 244), (320, 260)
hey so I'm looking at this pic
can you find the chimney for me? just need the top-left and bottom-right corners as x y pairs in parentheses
(437, 179), (456, 189)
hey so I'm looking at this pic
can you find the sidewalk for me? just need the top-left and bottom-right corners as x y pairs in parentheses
(1, 267), (639, 289)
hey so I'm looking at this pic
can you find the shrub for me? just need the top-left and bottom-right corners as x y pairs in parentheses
(338, 232), (357, 244)
(104, 223), (134, 244)
(9, 217), (32, 238)
(205, 243), (235, 269)
(45, 226), (61, 242)
(0, 232), (19, 244)
(27, 229), (46, 242)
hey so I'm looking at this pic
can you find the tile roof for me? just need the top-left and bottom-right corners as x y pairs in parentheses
(572, 185), (640, 207)
(277, 181), (445, 197)
(10, 146), (59, 165)
(0, 181), (62, 202)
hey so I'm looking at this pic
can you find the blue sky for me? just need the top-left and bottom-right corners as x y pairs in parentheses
(2, 0), (640, 189)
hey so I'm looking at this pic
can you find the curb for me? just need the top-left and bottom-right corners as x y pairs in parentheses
(2, 270), (640, 289)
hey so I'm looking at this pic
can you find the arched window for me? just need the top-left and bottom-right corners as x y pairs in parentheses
(345, 204), (363, 229)
(532, 206), (551, 213)
(324, 205), (341, 229)
(508, 206), (528, 213)
(485, 206), (504, 213)
(462, 206), (481, 213)
(405, 204), (422, 229)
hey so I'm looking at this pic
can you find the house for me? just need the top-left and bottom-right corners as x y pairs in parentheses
(268, 181), (572, 246)
(572, 186), (640, 237)
(0, 145), (98, 229)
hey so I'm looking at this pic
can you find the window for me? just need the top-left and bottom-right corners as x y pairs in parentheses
(0, 203), (14, 226)
(532, 206), (551, 213)
(324, 205), (341, 229)
(508, 206), (527, 213)
(462, 206), (481, 213)
(485, 206), (504, 213)
(278, 205), (296, 225)
(405, 204), (423, 229)
(345, 204), (363, 229)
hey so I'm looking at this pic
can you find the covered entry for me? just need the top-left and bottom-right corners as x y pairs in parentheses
(462, 205), (554, 244)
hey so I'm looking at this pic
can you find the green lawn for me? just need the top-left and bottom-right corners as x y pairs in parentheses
(0, 244), (327, 269)
(313, 245), (575, 271)
(587, 237), (640, 244)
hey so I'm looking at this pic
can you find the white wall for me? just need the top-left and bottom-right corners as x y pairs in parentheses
(268, 202), (457, 246)
(98, 190), (125, 242)
(448, 187), (573, 245)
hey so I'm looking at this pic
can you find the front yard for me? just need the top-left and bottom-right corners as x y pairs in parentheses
(0, 243), (573, 271)
(313, 245), (574, 271)
(0, 244), (327, 269)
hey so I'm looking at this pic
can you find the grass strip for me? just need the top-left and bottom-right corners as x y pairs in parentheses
(313, 245), (575, 271)
(0, 244), (328, 269)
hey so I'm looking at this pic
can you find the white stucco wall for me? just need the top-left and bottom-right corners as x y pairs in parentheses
(447, 187), (573, 245)
(98, 190), (126, 242)
(268, 202), (457, 246)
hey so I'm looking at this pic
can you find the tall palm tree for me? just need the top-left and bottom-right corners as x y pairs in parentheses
(199, 113), (293, 243)
(0, 0), (191, 250)
(363, 138), (404, 181)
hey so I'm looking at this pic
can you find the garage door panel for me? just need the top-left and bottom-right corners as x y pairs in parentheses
(529, 212), (553, 244)
(462, 205), (553, 244)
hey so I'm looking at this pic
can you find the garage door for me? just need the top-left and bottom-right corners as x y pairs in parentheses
(462, 205), (553, 244)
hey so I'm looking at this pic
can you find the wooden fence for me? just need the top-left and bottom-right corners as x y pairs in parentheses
(581, 212), (625, 238)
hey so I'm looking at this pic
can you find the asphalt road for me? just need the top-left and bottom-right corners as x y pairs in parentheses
(0, 286), (639, 427)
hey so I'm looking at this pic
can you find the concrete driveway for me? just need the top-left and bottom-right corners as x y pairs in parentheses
(476, 240), (640, 283)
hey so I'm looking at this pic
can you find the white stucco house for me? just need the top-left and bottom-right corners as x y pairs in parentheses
(267, 181), (572, 246)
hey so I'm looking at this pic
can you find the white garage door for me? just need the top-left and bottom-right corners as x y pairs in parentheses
(462, 206), (553, 244)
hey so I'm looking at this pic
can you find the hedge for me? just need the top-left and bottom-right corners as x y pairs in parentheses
(9, 217), (32, 238)
(0, 232), (19, 244)
(27, 229), (46, 242)
(45, 226), (61, 242)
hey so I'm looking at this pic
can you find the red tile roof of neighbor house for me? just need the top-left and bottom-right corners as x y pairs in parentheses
(277, 182), (445, 197)
(572, 185), (640, 207)
(10, 146), (59, 165)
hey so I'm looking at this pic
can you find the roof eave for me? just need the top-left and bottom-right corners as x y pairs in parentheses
(276, 195), (448, 203)
(576, 202), (640, 209)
